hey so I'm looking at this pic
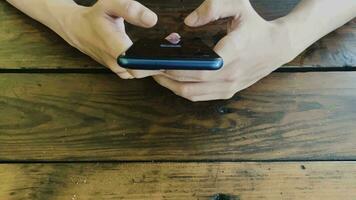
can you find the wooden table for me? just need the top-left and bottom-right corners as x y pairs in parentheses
(1, 0), (355, 199)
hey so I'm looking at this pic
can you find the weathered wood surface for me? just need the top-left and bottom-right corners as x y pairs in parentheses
(1, 162), (356, 200)
(0, 0), (355, 69)
(1, 72), (355, 161)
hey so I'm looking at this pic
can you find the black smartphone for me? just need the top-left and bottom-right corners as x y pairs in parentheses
(117, 38), (223, 70)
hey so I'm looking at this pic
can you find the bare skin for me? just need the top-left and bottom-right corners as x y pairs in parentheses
(154, 0), (356, 101)
(6, 0), (356, 101)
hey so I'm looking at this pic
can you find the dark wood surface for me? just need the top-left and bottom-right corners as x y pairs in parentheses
(1, 0), (356, 199)
(1, 72), (356, 162)
(1, 162), (356, 200)
(0, 0), (355, 69)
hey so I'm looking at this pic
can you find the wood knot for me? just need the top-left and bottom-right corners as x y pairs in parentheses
(212, 193), (239, 200)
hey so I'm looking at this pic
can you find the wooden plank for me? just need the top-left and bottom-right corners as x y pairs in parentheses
(0, 0), (354, 69)
(0, 1), (99, 69)
(1, 162), (356, 199)
(0, 72), (356, 161)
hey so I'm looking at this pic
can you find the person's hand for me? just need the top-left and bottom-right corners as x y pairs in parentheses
(154, 0), (297, 101)
(56, 0), (161, 79)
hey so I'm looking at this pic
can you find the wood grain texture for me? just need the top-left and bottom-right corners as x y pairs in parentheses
(1, 162), (356, 200)
(0, 1), (99, 69)
(0, 0), (355, 69)
(0, 72), (356, 161)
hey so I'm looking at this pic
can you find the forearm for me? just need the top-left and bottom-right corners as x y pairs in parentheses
(278, 0), (356, 55)
(6, 0), (78, 36)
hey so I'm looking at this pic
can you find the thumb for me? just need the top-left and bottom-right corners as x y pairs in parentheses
(98, 0), (158, 28)
(185, 0), (244, 27)
(213, 35), (238, 67)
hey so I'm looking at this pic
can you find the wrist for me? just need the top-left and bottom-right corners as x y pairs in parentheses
(273, 0), (356, 60)
(272, 16), (314, 61)
(262, 18), (300, 65)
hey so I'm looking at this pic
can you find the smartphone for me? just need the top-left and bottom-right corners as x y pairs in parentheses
(117, 38), (223, 70)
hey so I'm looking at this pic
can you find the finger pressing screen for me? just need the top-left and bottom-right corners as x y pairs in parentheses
(184, 0), (242, 27)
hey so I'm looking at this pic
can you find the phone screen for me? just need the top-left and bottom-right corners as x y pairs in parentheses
(127, 38), (217, 59)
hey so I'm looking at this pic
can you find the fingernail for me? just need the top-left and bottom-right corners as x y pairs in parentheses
(141, 11), (157, 27)
(185, 11), (198, 26)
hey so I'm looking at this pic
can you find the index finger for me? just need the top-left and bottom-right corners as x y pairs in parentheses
(98, 0), (158, 28)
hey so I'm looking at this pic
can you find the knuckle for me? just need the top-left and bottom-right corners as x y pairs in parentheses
(177, 85), (193, 97)
(107, 62), (126, 74)
(125, 0), (141, 16)
(228, 92), (236, 99)
(126, 71), (138, 78)
(128, 70), (139, 78)
(223, 93), (235, 100)
(111, 67), (124, 74)
(205, 0), (218, 18)
(131, 71), (146, 79)
(188, 96), (201, 102)
(117, 73), (131, 79)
